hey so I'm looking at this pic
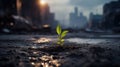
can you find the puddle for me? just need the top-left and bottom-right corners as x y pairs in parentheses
(67, 38), (108, 44)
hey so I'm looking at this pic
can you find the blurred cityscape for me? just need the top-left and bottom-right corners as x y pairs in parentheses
(0, 0), (58, 34)
(0, 0), (120, 34)
(0, 0), (120, 67)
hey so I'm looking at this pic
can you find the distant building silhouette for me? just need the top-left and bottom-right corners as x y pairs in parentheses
(103, 0), (120, 32)
(69, 7), (87, 29)
(88, 12), (103, 30)
(40, 2), (58, 30)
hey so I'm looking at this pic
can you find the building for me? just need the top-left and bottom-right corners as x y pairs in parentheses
(0, 0), (17, 16)
(102, 0), (120, 32)
(21, 0), (41, 28)
(0, 0), (17, 32)
(0, 0), (58, 33)
(88, 12), (103, 30)
(40, 2), (58, 30)
(69, 7), (87, 29)
(21, 0), (58, 30)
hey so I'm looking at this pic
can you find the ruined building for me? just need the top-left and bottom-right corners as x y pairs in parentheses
(103, 0), (120, 32)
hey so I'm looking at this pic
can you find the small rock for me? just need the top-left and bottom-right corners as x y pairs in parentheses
(53, 56), (60, 59)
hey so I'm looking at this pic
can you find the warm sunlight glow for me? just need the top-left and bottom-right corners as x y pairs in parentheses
(40, 0), (47, 5)
(31, 62), (35, 65)
(34, 37), (51, 43)
(43, 24), (50, 28)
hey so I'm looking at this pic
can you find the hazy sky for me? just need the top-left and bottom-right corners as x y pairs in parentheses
(45, 0), (117, 23)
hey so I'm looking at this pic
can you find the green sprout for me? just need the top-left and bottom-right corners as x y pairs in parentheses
(56, 24), (68, 46)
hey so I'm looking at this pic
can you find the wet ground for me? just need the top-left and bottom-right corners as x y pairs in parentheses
(0, 35), (120, 67)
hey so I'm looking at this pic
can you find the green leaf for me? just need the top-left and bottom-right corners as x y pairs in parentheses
(56, 24), (62, 35)
(61, 39), (64, 42)
(61, 30), (68, 38)
(57, 42), (60, 45)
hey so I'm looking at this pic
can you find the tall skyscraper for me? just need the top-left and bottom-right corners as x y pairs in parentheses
(16, 0), (22, 15)
(69, 7), (87, 29)
(21, 0), (41, 28)
(40, 2), (58, 29)
(75, 7), (78, 16)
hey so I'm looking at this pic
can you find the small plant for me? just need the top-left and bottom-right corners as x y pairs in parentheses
(56, 24), (68, 46)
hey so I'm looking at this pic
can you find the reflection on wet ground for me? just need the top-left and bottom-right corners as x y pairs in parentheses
(34, 37), (52, 43)
(0, 45), (62, 67)
(28, 47), (61, 67)
(67, 38), (109, 44)
(0, 35), (120, 67)
(0, 36), (59, 67)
